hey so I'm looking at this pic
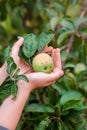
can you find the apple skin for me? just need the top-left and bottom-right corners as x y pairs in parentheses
(32, 53), (54, 73)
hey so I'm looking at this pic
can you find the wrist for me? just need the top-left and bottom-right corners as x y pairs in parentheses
(17, 79), (32, 93)
(16, 80), (32, 102)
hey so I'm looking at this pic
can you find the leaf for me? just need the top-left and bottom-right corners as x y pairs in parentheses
(79, 81), (87, 92)
(4, 46), (17, 74)
(74, 17), (87, 27)
(50, 17), (59, 31)
(61, 51), (68, 61)
(71, 0), (80, 6)
(7, 58), (17, 74)
(10, 83), (18, 97)
(74, 63), (86, 74)
(60, 19), (74, 30)
(25, 103), (54, 113)
(66, 111), (86, 130)
(62, 100), (84, 111)
(38, 32), (54, 51)
(52, 83), (67, 95)
(74, 102), (87, 111)
(64, 62), (76, 69)
(23, 33), (38, 58)
(18, 46), (29, 63)
(78, 44), (86, 64)
(36, 117), (51, 130)
(57, 30), (74, 45)
(4, 46), (11, 60)
(15, 75), (29, 82)
(60, 91), (83, 105)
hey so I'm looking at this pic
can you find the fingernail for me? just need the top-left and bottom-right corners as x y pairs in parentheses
(57, 48), (60, 52)
(17, 36), (22, 39)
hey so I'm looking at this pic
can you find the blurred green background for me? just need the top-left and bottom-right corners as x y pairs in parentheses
(0, 0), (87, 130)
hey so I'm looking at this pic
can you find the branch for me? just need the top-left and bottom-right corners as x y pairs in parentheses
(62, 1), (87, 65)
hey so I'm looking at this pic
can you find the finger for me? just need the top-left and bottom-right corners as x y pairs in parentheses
(11, 37), (24, 64)
(43, 46), (53, 53)
(52, 49), (55, 63)
(46, 68), (64, 83)
(53, 49), (62, 69)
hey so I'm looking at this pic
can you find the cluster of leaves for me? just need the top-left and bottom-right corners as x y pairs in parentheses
(19, 32), (54, 64)
(0, 46), (29, 100)
(0, 0), (87, 130)
(0, 32), (54, 100)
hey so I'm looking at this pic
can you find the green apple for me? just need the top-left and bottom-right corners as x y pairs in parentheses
(32, 53), (54, 73)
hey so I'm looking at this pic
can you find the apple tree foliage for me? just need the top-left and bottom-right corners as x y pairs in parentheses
(0, 0), (87, 130)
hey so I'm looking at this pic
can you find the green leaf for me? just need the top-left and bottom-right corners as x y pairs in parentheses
(10, 83), (18, 97)
(23, 33), (38, 58)
(25, 103), (54, 113)
(36, 117), (51, 130)
(57, 30), (74, 45)
(18, 46), (29, 64)
(79, 81), (87, 92)
(71, 0), (80, 6)
(50, 17), (59, 31)
(53, 2), (65, 12)
(38, 32), (54, 51)
(60, 19), (74, 30)
(15, 75), (29, 82)
(74, 63), (86, 74)
(60, 91), (83, 105)
(66, 111), (86, 130)
(74, 102), (87, 111)
(78, 44), (86, 64)
(74, 17), (87, 27)
(7, 58), (17, 74)
(62, 100), (84, 111)
(4, 46), (11, 60)
(64, 62), (76, 69)
(52, 83), (67, 95)
(4, 46), (17, 74)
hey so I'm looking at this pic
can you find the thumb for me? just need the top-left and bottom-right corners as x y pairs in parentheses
(11, 37), (24, 63)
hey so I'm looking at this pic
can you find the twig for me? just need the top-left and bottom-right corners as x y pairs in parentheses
(60, 45), (68, 51)
(76, 33), (87, 39)
(63, 1), (87, 65)
(66, 34), (74, 54)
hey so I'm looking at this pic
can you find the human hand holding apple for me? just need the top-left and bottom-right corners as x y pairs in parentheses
(11, 37), (64, 92)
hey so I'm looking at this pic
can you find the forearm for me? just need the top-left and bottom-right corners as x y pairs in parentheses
(0, 86), (31, 130)
(0, 62), (8, 86)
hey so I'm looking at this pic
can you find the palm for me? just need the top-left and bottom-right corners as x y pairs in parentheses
(25, 67), (63, 90)
(11, 38), (56, 74)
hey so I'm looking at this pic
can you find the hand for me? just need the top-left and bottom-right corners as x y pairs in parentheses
(11, 37), (64, 92)
(11, 37), (32, 74)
